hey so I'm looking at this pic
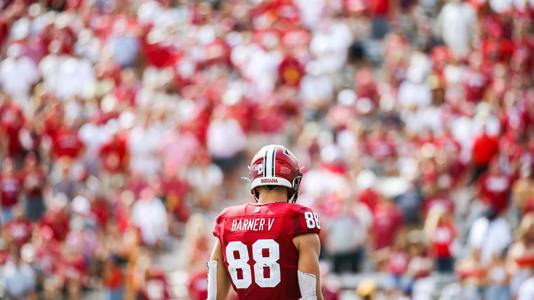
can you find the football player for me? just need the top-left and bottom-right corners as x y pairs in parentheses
(208, 144), (323, 300)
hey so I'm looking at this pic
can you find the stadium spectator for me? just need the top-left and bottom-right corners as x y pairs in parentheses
(1, 246), (37, 300)
(484, 254), (510, 300)
(435, 0), (478, 58)
(0, 44), (39, 105)
(371, 195), (404, 250)
(323, 193), (368, 273)
(507, 213), (534, 297)
(478, 159), (513, 214)
(186, 153), (223, 211)
(22, 152), (47, 221)
(131, 187), (168, 249)
(471, 127), (499, 181)
(468, 209), (512, 265)
(512, 166), (534, 215)
(424, 207), (456, 273)
(0, 157), (22, 224)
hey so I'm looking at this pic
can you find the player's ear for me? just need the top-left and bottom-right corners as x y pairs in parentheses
(252, 188), (259, 202)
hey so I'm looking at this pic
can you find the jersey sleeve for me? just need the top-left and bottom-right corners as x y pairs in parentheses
(291, 206), (321, 238)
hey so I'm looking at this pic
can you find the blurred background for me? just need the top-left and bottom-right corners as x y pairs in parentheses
(0, 0), (533, 299)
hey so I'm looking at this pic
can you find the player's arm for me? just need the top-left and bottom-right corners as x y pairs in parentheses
(207, 239), (231, 300)
(293, 233), (324, 300)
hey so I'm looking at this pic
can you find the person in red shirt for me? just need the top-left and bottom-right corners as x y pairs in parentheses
(372, 195), (404, 250)
(99, 132), (129, 174)
(354, 69), (380, 113)
(471, 127), (499, 182)
(0, 157), (22, 224)
(41, 99), (64, 137)
(103, 256), (126, 300)
(22, 152), (47, 221)
(425, 209), (456, 273)
(422, 189), (455, 217)
(90, 194), (111, 230)
(188, 270), (208, 300)
(380, 237), (410, 291)
(160, 171), (190, 224)
(138, 266), (172, 300)
(51, 121), (85, 159)
(464, 53), (491, 103)
(3, 209), (33, 248)
(478, 159), (513, 214)
(357, 186), (381, 212)
(278, 54), (304, 87)
(0, 101), (26, 160)
(209, 145), (323, 300)
(39, 196), (70, 242)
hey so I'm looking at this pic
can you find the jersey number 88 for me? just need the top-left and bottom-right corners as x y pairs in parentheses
(226, 239), (281, 289)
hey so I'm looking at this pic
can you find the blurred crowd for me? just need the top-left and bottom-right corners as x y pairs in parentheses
(0, 0), (533, 299)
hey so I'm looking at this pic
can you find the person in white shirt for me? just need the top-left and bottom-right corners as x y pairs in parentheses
(295, 0), (325, 29)
(39, 47), (96, 100)
(324, 193), (370, 273)
(398, 52), (432, 109)
(468, 210), (512, 265)
(435, 0), (478, 58)
(128, 121), (163, 178)
(517, 276), (534, 300)
(187, 154), (223, 211)
(0, 45), (39, 106)
(206, 109), (247, 172)
(299, 68), (334, 110)
(131, 187), (168, 247)
(1, 248), (36, 300)
(309, 20), (353, 74)
(231, 41), (281, 95)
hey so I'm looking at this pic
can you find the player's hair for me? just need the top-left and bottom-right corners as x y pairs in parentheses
(255, 185), (290, 200)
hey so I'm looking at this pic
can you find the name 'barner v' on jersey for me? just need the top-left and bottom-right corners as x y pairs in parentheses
(212, 201), (321, 300)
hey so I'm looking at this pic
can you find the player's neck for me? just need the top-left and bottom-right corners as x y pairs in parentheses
(257, 191), (289, 204)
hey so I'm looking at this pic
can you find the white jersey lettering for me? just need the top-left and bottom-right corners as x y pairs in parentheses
(268, 219), (275, 230)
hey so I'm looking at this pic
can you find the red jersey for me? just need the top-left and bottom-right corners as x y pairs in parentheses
(52, 128), (84, 159)
(187, 271), (208, 300)
(0, 174), (22, 208)
(4, 217), (33, 247)
(478, 173), (512, 214)
(99, 135), (129, 173)
(430, 223), (456, 258)
(139, 268), (172, 300)
(472, 133), (499, 167)
(213, 202), (321, 300)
